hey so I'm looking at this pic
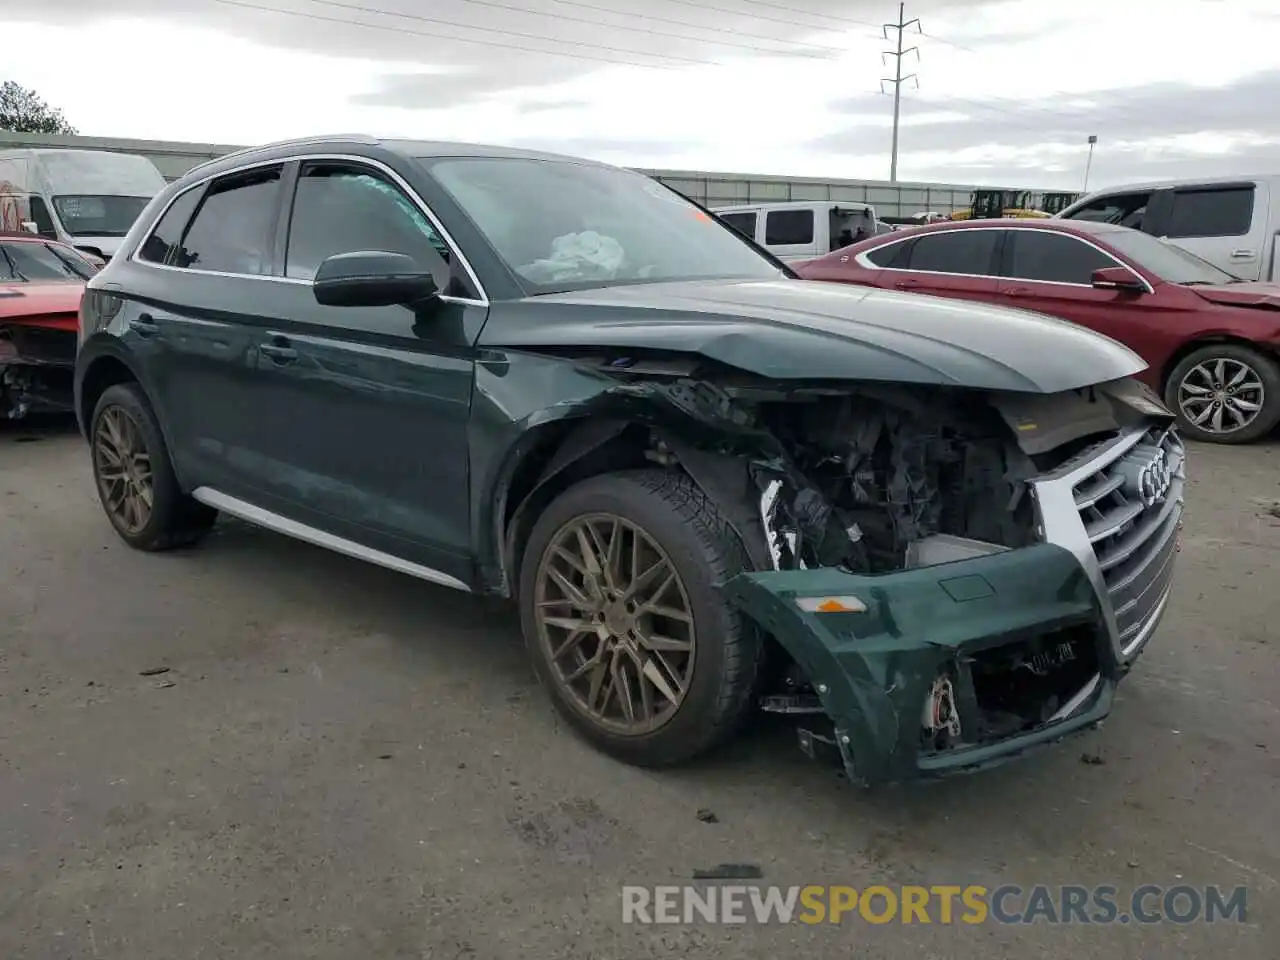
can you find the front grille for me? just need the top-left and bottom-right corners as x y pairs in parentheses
(1069, 426), (1185, 654)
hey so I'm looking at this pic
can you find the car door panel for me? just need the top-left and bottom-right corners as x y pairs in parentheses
(1144, 182), (1267, 280)
(235, 299), (479, 581)
(227, 158), (481, 583)
(894, 229), (1003, 303)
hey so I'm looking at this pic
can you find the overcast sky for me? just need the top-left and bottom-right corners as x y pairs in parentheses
(5, 0), (1280, 189)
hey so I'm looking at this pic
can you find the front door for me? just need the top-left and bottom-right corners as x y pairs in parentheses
(1146, 182), (1269, 281)
(994, 229), (1170, 387)
(234, 159), (484, 584)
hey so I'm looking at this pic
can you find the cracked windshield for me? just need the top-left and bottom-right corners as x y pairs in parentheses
(0, 1), (1275, 959)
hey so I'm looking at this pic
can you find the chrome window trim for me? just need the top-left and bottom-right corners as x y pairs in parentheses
(130, 152), (490, 307)
(853, 225), (1156, 295)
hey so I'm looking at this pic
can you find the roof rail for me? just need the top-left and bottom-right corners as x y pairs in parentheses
(183, 133), (380, 177)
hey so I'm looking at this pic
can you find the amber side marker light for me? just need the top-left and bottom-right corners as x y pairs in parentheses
(795, 596), (867, 614)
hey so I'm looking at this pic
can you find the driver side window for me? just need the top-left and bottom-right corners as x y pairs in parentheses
(285, 162), (470, 297)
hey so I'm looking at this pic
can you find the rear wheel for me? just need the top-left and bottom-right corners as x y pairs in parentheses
(518, 469), (763, 767)
(90, 383), (217, 550)
(1164, 343), (1280, 444)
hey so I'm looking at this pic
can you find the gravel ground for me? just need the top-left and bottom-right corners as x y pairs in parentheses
(1, 416), (1276, 959)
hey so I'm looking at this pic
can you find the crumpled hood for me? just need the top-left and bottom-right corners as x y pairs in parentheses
(480, 277), (1146, 393)
(1187, 281), (1280, 310)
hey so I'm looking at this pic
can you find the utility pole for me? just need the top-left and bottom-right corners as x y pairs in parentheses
(881, 2), (921, 183)
(1083, 134), (1098, 192)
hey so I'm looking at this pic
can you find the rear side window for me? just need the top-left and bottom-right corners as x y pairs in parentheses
(765, 209), (814, 245)
(718, 211), (756, 239)
(137, 187), (203, 265)
(1007, 231), (1118, 284)
(865, 238), (913, 268)
(1165, 187), (1254, 238)
(907, 231), (998, 275)
(175, 167), (282, 275)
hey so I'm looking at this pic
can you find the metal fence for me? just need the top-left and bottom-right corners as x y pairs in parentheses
(0, 131), (1047, 218)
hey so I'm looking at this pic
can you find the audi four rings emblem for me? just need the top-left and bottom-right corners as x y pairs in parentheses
(1119, 444), (1173, 507)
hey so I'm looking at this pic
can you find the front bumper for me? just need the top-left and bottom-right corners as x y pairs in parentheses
(722, 424), (1185, 785)
(0, 324), (76, 419)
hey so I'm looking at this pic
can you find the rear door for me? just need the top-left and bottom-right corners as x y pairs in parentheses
(233, 158), (483, 582)
(124, 164), (286, 494)
(887, 229), (1003, 303)
(763, 207), (819, 260)
(1143, 182), (1267, 280)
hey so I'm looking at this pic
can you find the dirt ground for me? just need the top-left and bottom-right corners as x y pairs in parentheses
(1, 416), (1276, 959)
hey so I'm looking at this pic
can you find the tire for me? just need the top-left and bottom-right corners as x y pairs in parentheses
(90, 382), (217, 550)
(518, 469), (764, 768)
(1163, 343), (1280, 444)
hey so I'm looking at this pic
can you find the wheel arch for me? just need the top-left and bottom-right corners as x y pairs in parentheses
(1159, 334), (1280, 393)
(77, 349), (141, 439)
(485, 413), (774, 601)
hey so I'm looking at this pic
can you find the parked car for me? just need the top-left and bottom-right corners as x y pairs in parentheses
(0, 148), (168, 261)
(712, 201), (882, 260)
(0, 231), (95, 418)
(796, 218), (1280, 444)
(1056, 175), (1280, 283)
(75, 135), (1184, 786)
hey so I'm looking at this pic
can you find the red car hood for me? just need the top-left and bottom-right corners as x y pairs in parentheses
(0, 281), (84, 330)
(1187, 282), (1280, 310)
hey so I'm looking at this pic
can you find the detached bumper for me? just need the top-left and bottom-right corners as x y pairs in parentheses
(723, 422), (1184, 786)
(724, 543), (1126, 784)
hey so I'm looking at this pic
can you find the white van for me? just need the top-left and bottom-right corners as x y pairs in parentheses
(0, 149), (168, 260)
(712, 201), (881, 261)
(1057, 175), (1280, 281)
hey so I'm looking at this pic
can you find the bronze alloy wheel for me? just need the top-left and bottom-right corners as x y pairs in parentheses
(93, 405), (154, 535)
(533, 512), (697, 736)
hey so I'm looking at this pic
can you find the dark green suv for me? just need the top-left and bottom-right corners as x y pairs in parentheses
(74, 136), (1186, 785)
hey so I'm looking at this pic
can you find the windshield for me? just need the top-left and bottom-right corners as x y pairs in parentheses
(1100, 229), (1239, 285)
(51, 195), (151, 237)
(425, 157), (784, 294)
(0, 240), (88, 282)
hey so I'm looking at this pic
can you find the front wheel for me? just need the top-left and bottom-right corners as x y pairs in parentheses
(1164, 344), (1280, 444)
(518, 469), (763, 768)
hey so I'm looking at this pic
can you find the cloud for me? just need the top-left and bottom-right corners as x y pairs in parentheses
(814, 70), (1280, 187)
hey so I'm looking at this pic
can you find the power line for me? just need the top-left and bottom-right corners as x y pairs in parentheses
(880, 1), (920, 182)
(654, 0), (881, 41)
(214, 0), (705, 70)
(445, 0), (841, 60)
(529, 0), (858, 54)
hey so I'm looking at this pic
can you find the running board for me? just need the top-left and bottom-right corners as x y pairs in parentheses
(191, 487), (471, 593)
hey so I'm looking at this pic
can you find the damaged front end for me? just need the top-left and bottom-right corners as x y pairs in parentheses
(0, 321), (77, 420)
(615, 369), (1185, 785)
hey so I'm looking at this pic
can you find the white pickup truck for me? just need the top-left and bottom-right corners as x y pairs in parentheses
(712, 200), (884, 261)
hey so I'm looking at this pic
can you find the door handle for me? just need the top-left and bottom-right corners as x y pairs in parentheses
(259, 336), (297, 364)
(128, 313), (160, 337)
(1003, 286), (1031, 297)
(1230, 248), (1256, 258)
(893, 279), (920, 290)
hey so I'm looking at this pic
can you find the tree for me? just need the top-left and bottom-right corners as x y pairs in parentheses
(0, 81), (77, 135)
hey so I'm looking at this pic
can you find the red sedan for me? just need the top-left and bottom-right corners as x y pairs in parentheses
(796, 219), (1280, 444)
(0, 232), (96, 419)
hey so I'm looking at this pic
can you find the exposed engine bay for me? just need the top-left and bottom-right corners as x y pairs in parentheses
(608, 365), (1168, 580)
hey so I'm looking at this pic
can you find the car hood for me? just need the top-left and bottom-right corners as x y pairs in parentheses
(0, 281), (84, 327)
(478, 278), (1146, 393)
(1187, 281), (1280, 310)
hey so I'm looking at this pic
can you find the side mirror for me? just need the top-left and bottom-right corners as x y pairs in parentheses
(313, 251), (439, 308)
(1091, 266), (1146, 292)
